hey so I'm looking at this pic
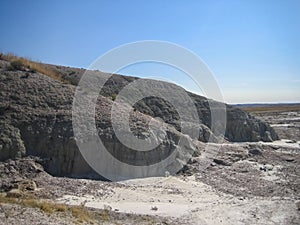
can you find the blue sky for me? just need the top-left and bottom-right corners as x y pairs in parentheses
(0, 0), (299, 103)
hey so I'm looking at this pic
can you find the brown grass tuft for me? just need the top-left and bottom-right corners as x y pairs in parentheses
(71, 205), (94, 223)
(0, 194), (67, 214)
(0, 52), (67, 82)
(0, 194), (93, 223)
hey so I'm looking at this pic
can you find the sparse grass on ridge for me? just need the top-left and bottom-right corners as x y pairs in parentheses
(0, 194), (94, 223)
(0, 194), (167, 224)
(0, 52), (68, 83)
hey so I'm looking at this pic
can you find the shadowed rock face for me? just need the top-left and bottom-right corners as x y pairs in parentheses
(0, 59), (278, 179)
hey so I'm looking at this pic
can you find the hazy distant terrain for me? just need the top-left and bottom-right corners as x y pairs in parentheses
(234, 103), (300, 113)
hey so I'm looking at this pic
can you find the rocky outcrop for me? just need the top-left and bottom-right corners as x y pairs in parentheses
(0, 121), (25, 161)
(51, 67), (278, 143)
(225, 106), (278, 142)
(0, 59), (278, 180)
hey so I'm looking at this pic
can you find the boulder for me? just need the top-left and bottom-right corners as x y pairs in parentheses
(248, 148), (263, 156)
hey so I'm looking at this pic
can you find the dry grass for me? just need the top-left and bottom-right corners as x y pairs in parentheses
(0, 194), (67, 213)
(0, 194), (93, 223)
(0, 52), (67, 82)
(100, 209), (111, 221)
(70, 205), (94, 223)
(0, 194), (169, 224)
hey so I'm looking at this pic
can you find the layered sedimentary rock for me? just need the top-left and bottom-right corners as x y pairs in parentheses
(0, 59), (278, 179)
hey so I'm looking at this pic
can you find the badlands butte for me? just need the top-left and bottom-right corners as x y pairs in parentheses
(0, 54), (299, 225)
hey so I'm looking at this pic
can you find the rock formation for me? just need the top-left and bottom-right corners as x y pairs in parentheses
(0, 58), (278, 180)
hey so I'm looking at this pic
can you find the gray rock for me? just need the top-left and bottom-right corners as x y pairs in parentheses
(260, 164), (273, 171)
(0, 122), (25, 161)
(248, 148), (263, 156)
(296, 201), (300, 211)
(0, 59), (279, 180)
(282, 156), (295, 162)
(213, 158), (231, 166)
(18, 180), (37, 191)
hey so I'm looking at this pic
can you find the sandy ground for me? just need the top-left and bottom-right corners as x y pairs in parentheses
(1, 138), (299, 224)
(57, 143), (299, 225)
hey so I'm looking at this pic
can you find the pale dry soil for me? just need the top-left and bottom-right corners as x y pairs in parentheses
(57, 175), (299, 225)
(1, 138), (299, 225)
(56, 141), (299, 225)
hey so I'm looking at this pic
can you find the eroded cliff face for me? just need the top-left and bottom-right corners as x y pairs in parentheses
(0, 59), (278, 179)
(48, 62), (278, 143)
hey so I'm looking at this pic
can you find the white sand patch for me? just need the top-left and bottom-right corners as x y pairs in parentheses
(271, 124), (291, 127)
(57, 176), (220, 218)
(56, 176), (298, 224)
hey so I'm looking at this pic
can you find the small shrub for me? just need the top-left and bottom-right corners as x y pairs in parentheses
(8, 60), (24, 71)
(101, 210), (110, 221)
(71, 205), (93, 222)
(111, 93), (117, 101)
(29, 67), (37, 73)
